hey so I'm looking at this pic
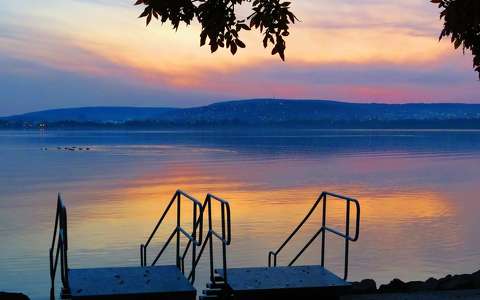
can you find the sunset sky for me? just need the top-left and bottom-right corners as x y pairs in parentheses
(0, 0), (478, 115)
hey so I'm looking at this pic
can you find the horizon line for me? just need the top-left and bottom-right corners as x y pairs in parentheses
(3, 98), (480, 118)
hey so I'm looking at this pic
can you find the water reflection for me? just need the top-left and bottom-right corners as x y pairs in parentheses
(0, 130), (479, 299)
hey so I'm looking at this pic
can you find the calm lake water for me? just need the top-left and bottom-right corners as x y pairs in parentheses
(1, 129), (480, 299)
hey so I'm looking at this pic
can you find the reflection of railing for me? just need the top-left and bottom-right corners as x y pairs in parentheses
(189, 194), (231, 285)
(49, 194), (69, 300)
(268, 191), (360, 280)
(140, 190), (203, 283)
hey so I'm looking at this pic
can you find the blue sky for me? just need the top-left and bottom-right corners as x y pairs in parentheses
(0, 0), (478, 116)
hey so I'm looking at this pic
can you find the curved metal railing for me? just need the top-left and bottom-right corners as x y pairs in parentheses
(49, 194), (69, 300)
(140, 189), (204, 283)
(188, 193), (231, 285)
(268, 191), (360, 280)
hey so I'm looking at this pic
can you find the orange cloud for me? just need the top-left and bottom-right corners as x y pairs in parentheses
(1, 0), (477, 106)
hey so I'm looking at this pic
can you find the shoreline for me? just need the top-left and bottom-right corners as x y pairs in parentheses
(4, 270), (480, 300)
(348, 270), (480, 298)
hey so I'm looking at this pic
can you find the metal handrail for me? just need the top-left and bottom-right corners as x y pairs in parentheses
(49, 194), (69, 300)
(188, 193), (231, 285)
(140, 189), (204, 283)
(268, 191), (360, 280)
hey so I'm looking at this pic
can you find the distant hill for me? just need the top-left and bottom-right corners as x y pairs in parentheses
(155, 99), (480, 123)
(3, 106), (177, 123)
(2, 99), (480, 128)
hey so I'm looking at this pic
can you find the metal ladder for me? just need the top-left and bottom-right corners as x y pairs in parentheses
(49, 190), (204, 299)
(49, 194), (69, 300)
(268, 191), (360, 280)
(193, 194), (232, 300)
(201, 191), (360, 300)
(49, 190), (358, 300)
(140, 189), (204, 283)
(141, 191), (232, 299)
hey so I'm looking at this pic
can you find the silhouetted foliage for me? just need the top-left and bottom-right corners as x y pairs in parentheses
(134, 0), (298, 60)
(433, 0), (480, 79)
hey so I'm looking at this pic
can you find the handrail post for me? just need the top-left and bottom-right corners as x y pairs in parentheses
(321, 192), (326, 267)
(176, 191), (181, 269)
(344, 199), (351, 280)
(221, 203), (228, 284)
(62, 207), (69, 292)
(207, 196), (215, 282)
(191, 197), (197, 283)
